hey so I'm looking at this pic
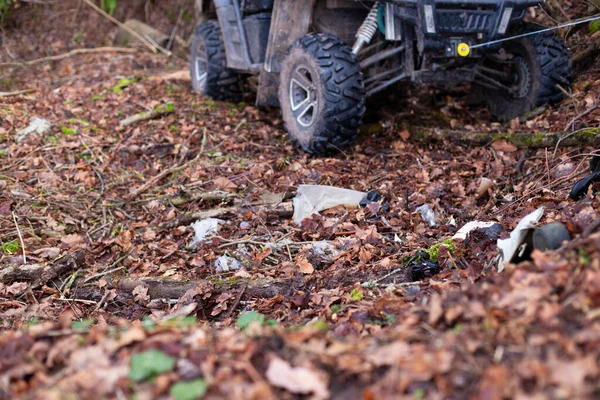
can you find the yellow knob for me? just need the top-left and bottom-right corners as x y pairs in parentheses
(457, 43), (470, 57)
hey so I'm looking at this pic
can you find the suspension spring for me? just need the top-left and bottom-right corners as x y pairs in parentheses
(352, 2), (380, 55)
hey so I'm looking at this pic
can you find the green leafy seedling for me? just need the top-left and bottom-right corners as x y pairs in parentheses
(128, 349), (175, 382)
(236, 311), (265, 331)
(170, 379), (208, 400)
(236, 311), (277, 331)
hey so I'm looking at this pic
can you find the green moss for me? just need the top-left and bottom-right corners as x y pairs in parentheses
(61, 126), (77, 135)
(428, 238), (455, 263)
(111, 77), (137, 93)
(1, 240), (19, 255)
(350, 288), (364, 301)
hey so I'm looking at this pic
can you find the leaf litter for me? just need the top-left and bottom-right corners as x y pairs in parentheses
(1, 2), (600, 399)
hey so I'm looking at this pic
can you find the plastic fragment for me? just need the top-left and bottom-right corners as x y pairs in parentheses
(215, 255), (242, 272)
(17, 117), (51, 142)
(292, 185), (366, 225)
(497, 207), (544, 272)
(453, 221), (499, 241)
(189, 218), (222, 247)
(416, 204), (436, 227)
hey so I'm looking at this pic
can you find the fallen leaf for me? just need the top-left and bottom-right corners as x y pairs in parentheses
(296, 257), (314, 275)
(265, 356), (329, 399)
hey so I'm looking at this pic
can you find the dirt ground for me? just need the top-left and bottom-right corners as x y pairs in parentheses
(1, 1), (600, 399)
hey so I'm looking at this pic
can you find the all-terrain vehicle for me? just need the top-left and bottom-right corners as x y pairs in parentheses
(190, 0), (572, 155)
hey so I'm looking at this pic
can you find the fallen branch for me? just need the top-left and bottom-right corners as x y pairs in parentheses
(0, 47), (137, 68)
(74, 275), (304, 302)
(161, 202), (294, 229)
(170, 189), (237, 207)
(81, 0), (158, 53)
(412, 127), (600, 148)
(0, 251), (85, 287)
(119, 103), (175, 127)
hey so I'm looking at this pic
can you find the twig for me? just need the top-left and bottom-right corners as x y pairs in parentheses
(167, 9), (184, 51)
(0, 89), (35, 97)
(127, 152), (202, 199)
(12, 212), (26, 265)
(83, 253), (130, 284)
(81, 0), (158, 53)
(224, 285), (246, 320)
(0, 47), (138, 68)
(565, 105), (599, 131)
(119, 104), (175, 127)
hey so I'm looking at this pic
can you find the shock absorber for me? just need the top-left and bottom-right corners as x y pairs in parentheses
(352, 2), (380, 55)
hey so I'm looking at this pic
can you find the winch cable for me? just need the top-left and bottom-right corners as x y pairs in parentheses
(471, 13), (600, 49)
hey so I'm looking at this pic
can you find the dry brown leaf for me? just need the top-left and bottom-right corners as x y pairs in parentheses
(296, 257), (314, 275)
(265, 356), (329, 399)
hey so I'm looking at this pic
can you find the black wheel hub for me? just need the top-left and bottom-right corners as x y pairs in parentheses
(511, 56), (532, 99)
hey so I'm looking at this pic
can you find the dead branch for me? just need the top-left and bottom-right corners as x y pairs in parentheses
(0, 251), (85, 287)
(74, 275), (305, 302)
(81, 0), (158, 53)
(0, 47), (138, 68)
(160, 202), (294, 229)
(170, 189), (237, 207)
(119, 104), (175, 127)
(413, 127), (600, 148)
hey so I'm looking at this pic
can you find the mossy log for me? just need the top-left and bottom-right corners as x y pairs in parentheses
(411, 127), (600, 148)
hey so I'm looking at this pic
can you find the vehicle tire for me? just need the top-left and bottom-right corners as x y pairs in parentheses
(279, 33), (366, 156)
(190, 21), (242, 102)
(476, 25), (572, 121)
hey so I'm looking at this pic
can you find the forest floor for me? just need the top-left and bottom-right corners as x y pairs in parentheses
(1, 1), (600, 399)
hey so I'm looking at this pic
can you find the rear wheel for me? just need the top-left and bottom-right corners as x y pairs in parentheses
(279, 33), (366, 156)
(475, 25), (571, 121)
(190, 21), (241, 102)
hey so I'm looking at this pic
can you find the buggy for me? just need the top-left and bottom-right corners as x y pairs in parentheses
(191, 0), (572, 155)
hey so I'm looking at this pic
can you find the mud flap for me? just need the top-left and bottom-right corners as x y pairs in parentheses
(256, 0), (315, 107)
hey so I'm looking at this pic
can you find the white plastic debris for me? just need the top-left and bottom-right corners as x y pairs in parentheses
(215, 255), (242, 272)
(497, 207), (544, 272)
(189, 218), (222, 247)
(453, 221), (499, 241)
(17, 117), (51, 142)
(416, 204), (436, 227)
(310, 240), (340, 262)
(292, 185), (366, 225)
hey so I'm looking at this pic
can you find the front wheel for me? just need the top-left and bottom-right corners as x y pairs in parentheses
(475, 26), (572, 121)
(279, 33), (366, 156)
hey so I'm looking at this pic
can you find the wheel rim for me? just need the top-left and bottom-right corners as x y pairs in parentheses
(511, 56), (532, 99)
(289, 66), (318, 127)
(194, 41), (208, 90)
